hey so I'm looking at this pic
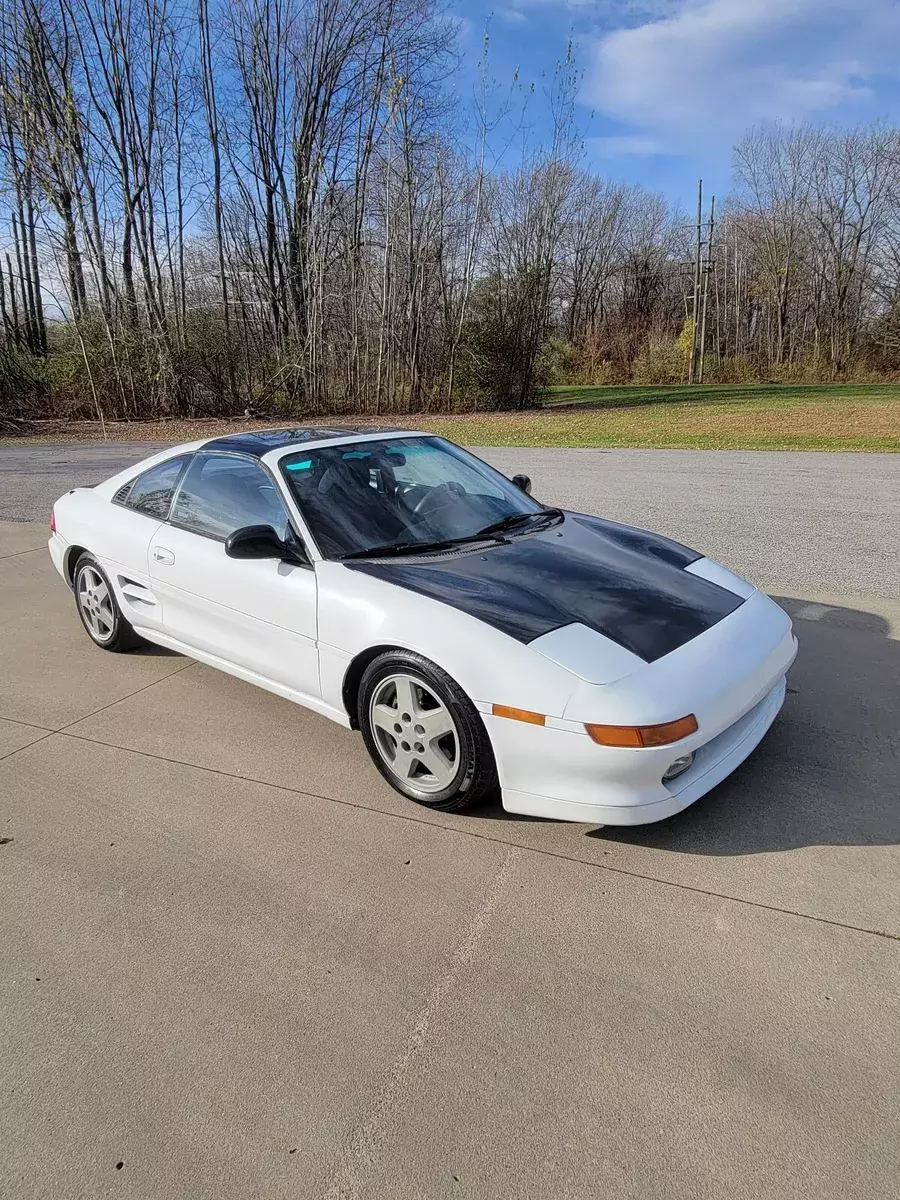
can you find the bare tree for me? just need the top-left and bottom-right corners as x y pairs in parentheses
(2, 4), (900, 422)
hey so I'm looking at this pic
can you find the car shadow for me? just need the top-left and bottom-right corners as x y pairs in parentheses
(473, 596), (900, 854)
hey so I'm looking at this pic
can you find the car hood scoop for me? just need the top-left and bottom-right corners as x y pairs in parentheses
(345, 512), (745, 663)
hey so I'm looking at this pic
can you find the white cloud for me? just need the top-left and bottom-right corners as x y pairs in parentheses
(584, 0), (900, 147)
(497, 7), (530, 26)
(450, 11), (474, 39)
(588, 135), (670, 155)
(511, 0), (678, 13)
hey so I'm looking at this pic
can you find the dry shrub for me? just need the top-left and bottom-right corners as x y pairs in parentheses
(631, 335), (687, 385)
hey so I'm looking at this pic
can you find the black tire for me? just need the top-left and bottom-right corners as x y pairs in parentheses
(73, 553), (143, 652)
(358, 649), (497, 812)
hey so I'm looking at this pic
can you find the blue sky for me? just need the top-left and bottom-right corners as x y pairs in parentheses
(450, 0), (900, 208)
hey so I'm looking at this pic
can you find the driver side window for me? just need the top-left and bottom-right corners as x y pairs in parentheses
(169, 453), (291, 542)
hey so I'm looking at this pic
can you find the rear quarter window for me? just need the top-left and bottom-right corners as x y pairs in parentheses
(121, 455), (191, 520)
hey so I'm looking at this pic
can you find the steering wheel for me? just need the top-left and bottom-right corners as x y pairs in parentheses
(411, 481), (466, 516)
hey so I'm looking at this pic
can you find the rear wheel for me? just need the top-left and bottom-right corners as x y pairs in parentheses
(73, 553), (143, 652)
(358, 650), (497, 812)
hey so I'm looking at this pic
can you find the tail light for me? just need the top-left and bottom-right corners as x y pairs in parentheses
(49, 506), (56, 533)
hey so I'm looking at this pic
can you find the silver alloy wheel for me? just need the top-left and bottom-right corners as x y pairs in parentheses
(77, 565), (115, 642)
(369, 672), (460, 793)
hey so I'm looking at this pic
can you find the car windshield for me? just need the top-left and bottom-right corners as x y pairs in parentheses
(280, 435), (550, 558)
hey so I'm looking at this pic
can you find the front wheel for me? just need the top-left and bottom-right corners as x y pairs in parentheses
(73, 553), (143, 652)
(358, 650), (497, 811)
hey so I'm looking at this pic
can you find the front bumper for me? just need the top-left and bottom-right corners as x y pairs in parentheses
(488, 590), (798, 825)
(499, 674), (789, 824)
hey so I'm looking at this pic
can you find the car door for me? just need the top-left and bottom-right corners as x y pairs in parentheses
(99, 453), (193, 635)
(147, 451), (320, 700)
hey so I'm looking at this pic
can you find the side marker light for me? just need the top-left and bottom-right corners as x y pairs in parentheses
(492, 704), (546, 726)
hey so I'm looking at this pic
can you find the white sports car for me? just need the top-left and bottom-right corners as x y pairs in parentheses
(49, 427), (797, 824)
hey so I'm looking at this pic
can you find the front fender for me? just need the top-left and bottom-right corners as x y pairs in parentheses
(314, 561), (578, 719)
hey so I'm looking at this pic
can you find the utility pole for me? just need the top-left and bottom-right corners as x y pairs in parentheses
(688, 178), (703, 383)
(697, 194), (716, 385)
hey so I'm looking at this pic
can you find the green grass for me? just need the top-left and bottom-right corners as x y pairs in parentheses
(544, 382), (900, 409)
(5, 382), (899, 451)
(412, 382), (900, 451)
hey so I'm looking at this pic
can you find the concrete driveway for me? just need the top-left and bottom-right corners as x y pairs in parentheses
(1, 447), (899, 1199)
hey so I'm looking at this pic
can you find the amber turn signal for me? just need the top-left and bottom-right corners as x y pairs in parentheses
(584, 714), (698, 748)
(492, 704), (546, 726)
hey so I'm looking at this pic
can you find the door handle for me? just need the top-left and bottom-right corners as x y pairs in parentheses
(153, 547), (175, 565)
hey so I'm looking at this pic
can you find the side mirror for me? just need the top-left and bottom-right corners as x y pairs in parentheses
(225, 524), (307, 564)
(511, 474), (532, 495)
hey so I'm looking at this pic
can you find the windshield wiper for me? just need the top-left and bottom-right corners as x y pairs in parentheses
(341, 509), (563, 561)
(474, 507), (563, 539)
(341, 536), (481, 560)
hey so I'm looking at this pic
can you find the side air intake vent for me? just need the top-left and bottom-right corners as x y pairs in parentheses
(113, 481), (134, 504)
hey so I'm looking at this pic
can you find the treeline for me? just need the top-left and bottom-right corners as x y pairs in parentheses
(2, 0), (900, 424)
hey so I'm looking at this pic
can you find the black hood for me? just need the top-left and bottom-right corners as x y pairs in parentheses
(346, 512), (745, 664)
